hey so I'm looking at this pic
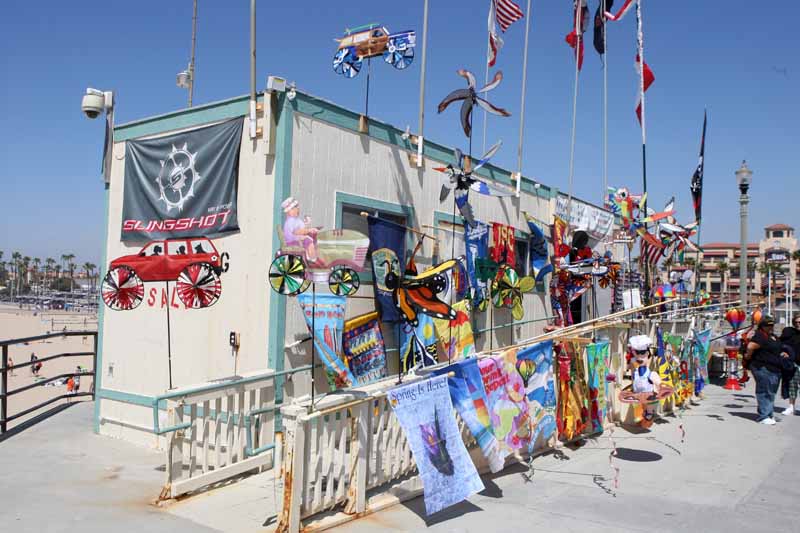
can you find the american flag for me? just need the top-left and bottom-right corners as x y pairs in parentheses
(641, 240), (664, 267)
(494, 0), (524, 31)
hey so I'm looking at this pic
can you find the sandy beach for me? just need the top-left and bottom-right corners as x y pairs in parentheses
(1, 305), (98, 430)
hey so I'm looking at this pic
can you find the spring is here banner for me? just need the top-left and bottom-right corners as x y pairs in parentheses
(297, 293), (355, 388)
(388, 375), (484, 515)
(586, 341), (609, 434)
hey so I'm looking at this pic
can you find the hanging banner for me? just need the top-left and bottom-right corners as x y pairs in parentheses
(516, 340), (557, 448)
(490, 222), (516, 266)
(523, 213), (554, 282)
(342, 312), (387, 386)
(296, 293), (355, 388)
(465, 222), (490, 309)
(693, 328), (712, 392)
(555, 194), (614, 241)
(434, 358), (507, 472)
(586, 341), (609, 434)
(478, 357), (525, 454)
(122, 118), (242, 241)
(496, 349), (534, 451)
(388, 375), (484, 515)
(367, 216), (407, 322)
(400, 314), (438, 372)
(433, 300), (476, 361)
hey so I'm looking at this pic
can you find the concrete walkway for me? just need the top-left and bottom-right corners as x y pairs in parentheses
(337, 381), (800, 533)
(1, 382), (798, 532)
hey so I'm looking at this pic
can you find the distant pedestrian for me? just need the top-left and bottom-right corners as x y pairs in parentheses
(744, 315), (792, 425)
(779, 317), (800, 415)
(66, 376), (75, 394)
(73, 366), (81, 394)
(30, 352), (42, 376)
(8, 356), (15, 376)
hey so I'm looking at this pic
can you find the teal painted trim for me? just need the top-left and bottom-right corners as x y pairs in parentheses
(97, 388), (160, 408)
(114, 94), (254, 141)
(94, 184), (110, 433)
(270, 94), (294, 432)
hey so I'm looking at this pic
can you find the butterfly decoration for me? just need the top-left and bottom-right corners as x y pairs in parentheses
(384, 241), (458, 327)
(434, 141), (515, 227)
(437, 69), (511, 138)
(419, 410), (454, 476)
(491, 264), (535, 321)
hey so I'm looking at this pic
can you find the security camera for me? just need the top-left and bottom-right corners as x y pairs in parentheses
(82, 88), (113, 119)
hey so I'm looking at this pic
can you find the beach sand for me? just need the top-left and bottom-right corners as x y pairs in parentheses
(1, 305), (97, 430)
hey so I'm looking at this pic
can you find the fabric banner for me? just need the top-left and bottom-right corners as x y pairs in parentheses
(496, 349), (533, 451)
(554, 195), (614, 241)
(465, 222), (490, 308)
(478, 357), (525, 453)
(523, 213), (554, 282)
(433, 358), (507, 472)
(388, 375), (484, 515)
(367, 216), (407, 322)
(342, 312), (387, 386)
(433, 300), (476, 361)
(516, 341), (557, 448)
(490, 222), (516, 266)
(400, 314), (438, 372)
(586, 341), (609, 434)
(122, 118), (242, 241)
(556, 343), (589, 441)
(296, 293), (355, 388)
(693, 328), (712, 392)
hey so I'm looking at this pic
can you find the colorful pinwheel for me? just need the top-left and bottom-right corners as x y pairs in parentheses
(437, 70), (511, 138)
(491, 264), (535, 320)
(434, 141), (515, 227)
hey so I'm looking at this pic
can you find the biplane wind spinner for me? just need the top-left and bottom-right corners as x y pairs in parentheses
(434, 141), (515, 227)
(437, 70), (511, 138)
(332, 24), (416, 78)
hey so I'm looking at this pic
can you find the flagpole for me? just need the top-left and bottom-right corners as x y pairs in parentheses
(636, 0), (651, 300)
(516, 0), (533, 186)
(566, 2), (583, 226)
(417, 0), (429, 167)
(602, 0), (609, 204)
(482, 2), (493, 154)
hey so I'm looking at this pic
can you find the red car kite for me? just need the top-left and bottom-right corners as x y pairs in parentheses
(101, 237), (229, 311)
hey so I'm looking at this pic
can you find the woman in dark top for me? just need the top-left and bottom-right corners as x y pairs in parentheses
(779, 316), (800, 415)
(744, 315), (791, 424)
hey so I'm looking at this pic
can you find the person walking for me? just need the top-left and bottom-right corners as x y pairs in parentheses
(779, 316), (800, 415)
(744, 315), (792, 425)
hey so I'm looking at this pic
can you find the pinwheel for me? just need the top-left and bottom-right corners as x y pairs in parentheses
(491, 264), (535, 320)
(434, 141), (515, 227)
(653, 282), (675, 299)
(437, 69), (511, 138)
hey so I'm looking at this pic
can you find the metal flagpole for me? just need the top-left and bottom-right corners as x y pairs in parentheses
(417, 0), (429, 167)
(566, 1), (583, 225)
(516, 0), (533, 194)
(636, 0), (651, 300)
(482, 2), (493, 153)
(188, 0), (197, 107)
(165, 281), (174, 390)
(602, 0), (608, 203)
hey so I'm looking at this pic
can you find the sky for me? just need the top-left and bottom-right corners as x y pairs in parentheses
(1, 0), (798, 266)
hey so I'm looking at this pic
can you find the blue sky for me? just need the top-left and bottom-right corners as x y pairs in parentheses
(1, 0), (797, 265)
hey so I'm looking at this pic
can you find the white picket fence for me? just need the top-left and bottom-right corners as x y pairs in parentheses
(157, 370), (282, 499)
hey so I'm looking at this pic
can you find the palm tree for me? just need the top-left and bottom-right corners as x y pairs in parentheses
(67, 261), (76, 293)
(11, 251), (22, 298)
(45, 258), (55, 290)
(83, 262), (97, 292)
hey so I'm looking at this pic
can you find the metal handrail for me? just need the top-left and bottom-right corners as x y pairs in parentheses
(1, 331), (98, 433)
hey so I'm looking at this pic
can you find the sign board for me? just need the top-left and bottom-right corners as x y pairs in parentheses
(555, 195), (615, 241)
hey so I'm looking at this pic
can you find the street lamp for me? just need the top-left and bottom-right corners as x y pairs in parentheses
(736, 160), (752, 311)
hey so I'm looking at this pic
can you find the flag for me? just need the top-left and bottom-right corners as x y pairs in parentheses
(640, 240), (663, 267)
(494, 0), (524, 31)
(593, 0), (613, 55)
(635, 54), (654, 124)
(604, 0), (635, 21)
(488, 1), (504, 67)
(488, 0), (524, 67)
(566, 1), (589, 70)
(367, 216), (407, 322)
(690, 111), (707, 223)
(552, 216), (569, 258)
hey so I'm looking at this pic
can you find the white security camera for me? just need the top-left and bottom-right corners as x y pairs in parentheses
(82, 88), (113, 119)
